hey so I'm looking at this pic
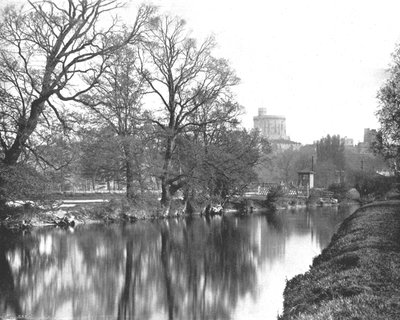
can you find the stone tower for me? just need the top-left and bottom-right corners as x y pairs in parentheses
(253, 108), (289, 140)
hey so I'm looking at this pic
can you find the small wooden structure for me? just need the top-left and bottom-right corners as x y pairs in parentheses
(298, 170), (315, 189)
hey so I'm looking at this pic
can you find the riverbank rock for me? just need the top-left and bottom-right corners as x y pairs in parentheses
(345, 188), (360, 201)
(279, 201), (400, 320)
(55, 214), (76, 227)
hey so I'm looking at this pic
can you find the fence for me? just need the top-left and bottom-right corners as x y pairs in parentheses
(256, 183), (311, 198)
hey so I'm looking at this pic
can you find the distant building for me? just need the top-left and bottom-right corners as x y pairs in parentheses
(343, 137), (354, 147)
(358, 128), (377, 154)
(253, 108), (289, 140)
(253, 108), (300, 152)
(298, 170), (315, 189)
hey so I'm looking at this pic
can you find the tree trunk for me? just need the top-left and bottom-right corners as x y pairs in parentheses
(117, 240), (134, 320)
(137, 169), (145, 196)
(91, 176), (96, 191)
(160, 136), (175, 210)
(122, 140), (136, 201)
(161, 226), (175, 320)
(0, 249), (23, 318)
(126, 159), (136, 201)
(180, 185), (194, 215)
(3, 99), (45, 166)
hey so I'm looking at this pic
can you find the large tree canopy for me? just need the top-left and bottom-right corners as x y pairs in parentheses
(79, 38), (150, 200)
(138, 16), (240, 208)
(0, 0), (153, 165)
(0, 2), (264, 211)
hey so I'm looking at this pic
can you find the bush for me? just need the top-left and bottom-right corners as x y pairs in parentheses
(0, 163), (49, 207)
(352, 171), (394, 198)
(264, 185), (285, 209)
(328, 182), (349, 201)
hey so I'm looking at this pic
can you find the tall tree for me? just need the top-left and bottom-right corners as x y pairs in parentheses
(79, 39), (152, 200)
(202, 129), (266, 199)
(139, 16), (240, 210)
(376, 44), (400, 173)
(316, 135), (345, 170)
(315, 135), (346, 186)
(0, 0), (152, 166)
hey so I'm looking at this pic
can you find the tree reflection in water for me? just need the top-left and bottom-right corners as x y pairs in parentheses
(0, 229), (24, 318)
(0, 205), (358, 320)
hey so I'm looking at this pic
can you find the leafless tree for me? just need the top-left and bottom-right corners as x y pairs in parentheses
(79, 41), (153, 200)
(138, 16), (240, 210)
(0, 0), (153, 166)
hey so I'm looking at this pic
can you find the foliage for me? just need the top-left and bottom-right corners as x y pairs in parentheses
(138, 15), (240, 207)
(256, 145), (314, 184)
(258, 140), (390, 189)
(316, 134), (345, 170)
(314, 159), (338, 187)
(264, 185), (284, 210)
(176, 128), (268, 208)
(327, 182), (349, 201)
(0, 0), (152, 166)
(78, 128), (122, 187)
(79, 38), (163, 200)
(0, 0), (155, 204)
(0, 163), (49, 207)
(375, 44), (400, 173)
(204, 129), (264, 198)
(372, 129), (400, 173)
(312, 135), (346, 187)
(351, 171), (394, 198)
(344, 146), (388, 174)
(0, 2), (253, 209)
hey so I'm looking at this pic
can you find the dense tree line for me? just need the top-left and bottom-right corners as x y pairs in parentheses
(257, 135), (387, 189)
(0, 0), (268, 213)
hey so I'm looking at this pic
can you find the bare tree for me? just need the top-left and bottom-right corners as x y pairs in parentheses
(138, 16), (240, 211)
(0, 0), (153, 167)
(79, 41), (153, 200)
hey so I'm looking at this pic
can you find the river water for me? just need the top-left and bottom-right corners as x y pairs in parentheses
(0, 205), (359, 320)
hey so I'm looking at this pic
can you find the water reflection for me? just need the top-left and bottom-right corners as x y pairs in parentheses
(0, 205), (358, 320)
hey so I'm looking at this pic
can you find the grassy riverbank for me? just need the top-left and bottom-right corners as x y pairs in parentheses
(0, 194), (197, 229)
(279, 201), (400, 320)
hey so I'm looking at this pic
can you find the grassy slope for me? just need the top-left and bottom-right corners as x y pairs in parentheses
(279, 201), (400, 320)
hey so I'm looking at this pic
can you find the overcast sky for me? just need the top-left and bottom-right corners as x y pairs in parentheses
(3, 0), (400, 144)
(137, 0), (400, 144)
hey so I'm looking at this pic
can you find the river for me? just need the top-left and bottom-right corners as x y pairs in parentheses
(0, 204), (359, 320)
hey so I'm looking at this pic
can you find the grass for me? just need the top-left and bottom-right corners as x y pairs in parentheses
(0, 192), (186, 229)
(279, 201), (400, 320)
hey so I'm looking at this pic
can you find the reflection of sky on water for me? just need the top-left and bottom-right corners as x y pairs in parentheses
(0, 205), (358, 320)
(233, 205), (359, 320)
(234, 232), (320, 320)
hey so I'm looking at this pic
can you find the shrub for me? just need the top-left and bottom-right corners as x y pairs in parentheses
(0, 163), (49, 208)
(264, 185), (285, 209)
(328, 182), (349, 201)
(351, 171), (394, 198)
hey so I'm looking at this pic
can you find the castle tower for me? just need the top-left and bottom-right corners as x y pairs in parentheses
(253, 108), (289, 140)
